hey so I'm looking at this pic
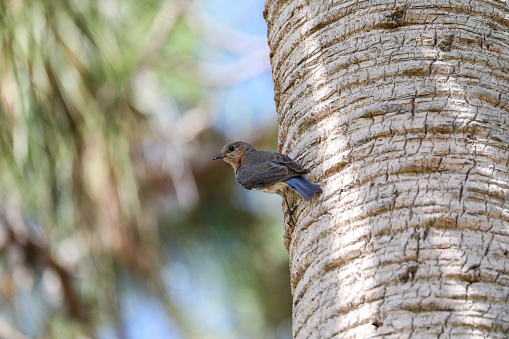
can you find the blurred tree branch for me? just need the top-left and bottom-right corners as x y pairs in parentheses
(0, 0), (196, 336)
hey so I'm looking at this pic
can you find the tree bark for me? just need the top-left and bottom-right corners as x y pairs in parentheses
(265, 0), (509, 337)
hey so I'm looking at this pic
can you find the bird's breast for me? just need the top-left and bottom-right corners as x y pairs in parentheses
(253, 181), (288, 194)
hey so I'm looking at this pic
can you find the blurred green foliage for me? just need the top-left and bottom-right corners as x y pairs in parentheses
(0, 0), (290, 338)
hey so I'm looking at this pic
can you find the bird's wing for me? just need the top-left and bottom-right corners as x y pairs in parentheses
(269, 152), (309, 174)
(235, 151), (308, 190)
(236, 161), (291, 189)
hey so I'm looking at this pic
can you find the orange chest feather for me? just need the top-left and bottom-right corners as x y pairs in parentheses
(224, 156), (243, 174)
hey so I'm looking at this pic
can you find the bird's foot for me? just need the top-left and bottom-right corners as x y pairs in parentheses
(284, 194), (298, 227)
(282, 194), (298, 253)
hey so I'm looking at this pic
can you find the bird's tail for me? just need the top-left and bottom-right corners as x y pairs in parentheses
(285, 176), (322, 201)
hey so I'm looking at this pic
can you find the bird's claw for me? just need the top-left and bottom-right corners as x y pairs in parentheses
(290, 203), (299, 213)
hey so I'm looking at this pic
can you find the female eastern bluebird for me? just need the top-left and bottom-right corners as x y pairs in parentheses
(213, 141), (322, 201)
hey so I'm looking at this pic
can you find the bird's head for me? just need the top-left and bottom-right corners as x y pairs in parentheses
(213, 141), (255, 168)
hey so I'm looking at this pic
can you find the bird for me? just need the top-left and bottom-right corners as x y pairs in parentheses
(213, 141), (322, 201)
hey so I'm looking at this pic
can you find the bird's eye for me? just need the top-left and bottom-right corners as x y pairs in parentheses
(228, 145), (235, 152)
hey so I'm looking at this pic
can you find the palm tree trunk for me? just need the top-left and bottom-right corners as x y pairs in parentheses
(265, 0), (509, 337)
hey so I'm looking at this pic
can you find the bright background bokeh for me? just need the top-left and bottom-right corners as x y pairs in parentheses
(0, 0), (291, 338)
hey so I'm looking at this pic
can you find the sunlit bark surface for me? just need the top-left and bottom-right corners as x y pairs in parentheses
(265, 0), (509, 337)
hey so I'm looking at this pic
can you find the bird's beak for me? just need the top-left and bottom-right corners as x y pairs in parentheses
(213, 154), (225, 160)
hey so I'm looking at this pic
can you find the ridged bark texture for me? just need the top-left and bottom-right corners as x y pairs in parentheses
(265, 0), (509, 338)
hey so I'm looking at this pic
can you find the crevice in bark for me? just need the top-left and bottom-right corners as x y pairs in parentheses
(437, 34), (455, 52)
(377, 6), (408, 29)
(399, 264), (419, 283)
